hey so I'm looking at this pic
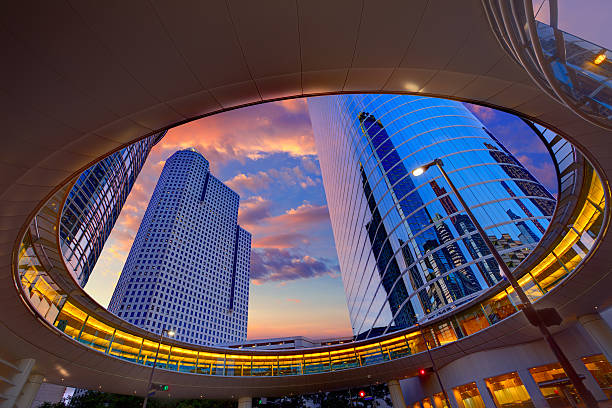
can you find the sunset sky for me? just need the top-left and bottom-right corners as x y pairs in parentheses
(84, 97), (556, 340)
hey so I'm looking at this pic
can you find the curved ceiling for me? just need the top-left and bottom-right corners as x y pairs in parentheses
(1, 0), (611, 401)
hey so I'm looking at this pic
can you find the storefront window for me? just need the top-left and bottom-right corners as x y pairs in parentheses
(453, 382), (485, 408)
(582, 354), (612, 398)
(485, 372), (535, 407)
(529, 363), (581, 407)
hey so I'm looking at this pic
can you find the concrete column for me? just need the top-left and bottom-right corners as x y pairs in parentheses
(1, 358), (35, 408)
(570, 358), (608, 402)
(447, 389), (460, 408)
(237, 396), (252, 408)
(15, 374), (43, 408)
(388, 380), (407, 408)
(578, 313), (612, 364)
(517, 369), (549, 408)
(474, 378), (496, 408)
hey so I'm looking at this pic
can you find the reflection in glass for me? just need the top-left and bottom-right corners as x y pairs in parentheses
(59, 131), (166, 286)
(308, 94), (555, 338)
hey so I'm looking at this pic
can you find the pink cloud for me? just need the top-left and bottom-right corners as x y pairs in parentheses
(513, 154), (557, 190)
(465, 103), (498, 121)
(239, 203), (330, 249)
(157, 100), (316, 173)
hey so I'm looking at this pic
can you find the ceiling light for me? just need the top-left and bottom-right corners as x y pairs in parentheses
(594, 53), (606, 65)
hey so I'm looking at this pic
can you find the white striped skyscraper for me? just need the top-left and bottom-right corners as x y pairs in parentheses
(109, 148), (250, 345)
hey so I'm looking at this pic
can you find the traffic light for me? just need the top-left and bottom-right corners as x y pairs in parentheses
(153, 383), (169, 391)
(358, 390), (366, 398)
(418, 367), (434, 376)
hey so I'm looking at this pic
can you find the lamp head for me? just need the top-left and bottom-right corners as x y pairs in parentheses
(412, 167), (425, 177)
(412, 159), (441, 176)
(166, 329), (176, 337)
(594, 53), (606, 65)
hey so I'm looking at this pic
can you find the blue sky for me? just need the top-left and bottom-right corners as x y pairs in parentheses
(85, 97), (556, 339)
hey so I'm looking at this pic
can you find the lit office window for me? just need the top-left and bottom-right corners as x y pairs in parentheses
(452, 382), (485, 408)
(485, 372), (534, 408)
(529, 363), (582, 407)
(582, 354), (612, 398)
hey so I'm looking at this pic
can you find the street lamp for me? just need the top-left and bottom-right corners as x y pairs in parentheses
(142, 326), (176, 408)
(416, 323), (451, 407)
(412, 158), (599, 407)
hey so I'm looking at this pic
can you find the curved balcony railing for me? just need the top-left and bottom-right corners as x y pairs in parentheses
(15, 120), (608, 378)
(482, 0), (612, 130)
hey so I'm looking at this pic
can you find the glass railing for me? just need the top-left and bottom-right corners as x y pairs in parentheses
(15, 127), (607, 378)
(482, 0), (612, 130)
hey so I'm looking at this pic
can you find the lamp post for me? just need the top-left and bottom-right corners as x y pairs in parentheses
(412, 158), (599, 407)
(142, 326), (175, 408)
(416, 323), (451, 407)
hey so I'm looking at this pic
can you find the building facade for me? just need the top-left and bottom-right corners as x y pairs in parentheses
(308, 94), (556, 339)
(59, 131), (166, 287)
(108, 149), (250, 346)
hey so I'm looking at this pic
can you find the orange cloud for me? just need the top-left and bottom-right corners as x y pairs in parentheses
(157, 100), (316, 173)
(277, 98), (308, 114)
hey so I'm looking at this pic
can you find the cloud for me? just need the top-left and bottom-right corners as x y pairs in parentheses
(300, 156), (321, 175)
(253, 233), (310, 249)
(277, 98), (308, 114)
(513, 154), (557, 191)
(250, 248), (339, 285)
(158, 99), (315, 172)
(238, 196), (273, 226)
(269, 203), (330, 226)
(465, 103), (498, 121)
(226, 172), (273, 193)
(286, 298), (301, 303)
(240, 203), (331, 249)
(225, 166), (318, 195)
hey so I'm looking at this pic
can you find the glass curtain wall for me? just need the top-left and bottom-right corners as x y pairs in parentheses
(59, 131), (166, 286)
(308, 94), (555, 338)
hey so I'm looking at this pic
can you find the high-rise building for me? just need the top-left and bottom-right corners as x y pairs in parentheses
(108, 149), (251, 346)
(506, 209), (540, 244)
(60, 131), (166, 287)
(308, 94), (555, 338)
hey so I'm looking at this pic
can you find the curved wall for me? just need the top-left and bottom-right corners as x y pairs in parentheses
(308, 94), (556, 338)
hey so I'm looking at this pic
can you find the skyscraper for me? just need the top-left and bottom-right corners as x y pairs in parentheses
(109, 149), (251, 346)
(308, 94), (555, 338)
(60, 131), (166, 287)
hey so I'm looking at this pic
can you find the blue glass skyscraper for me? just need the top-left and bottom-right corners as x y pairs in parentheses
(308, 94), (555, 338)
(60, 131), (166, 287)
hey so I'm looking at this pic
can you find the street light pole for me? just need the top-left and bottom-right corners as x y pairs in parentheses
(142, 326), (175, 408)
(413, 158), (599, 407)
(417, 324), (451, 407)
